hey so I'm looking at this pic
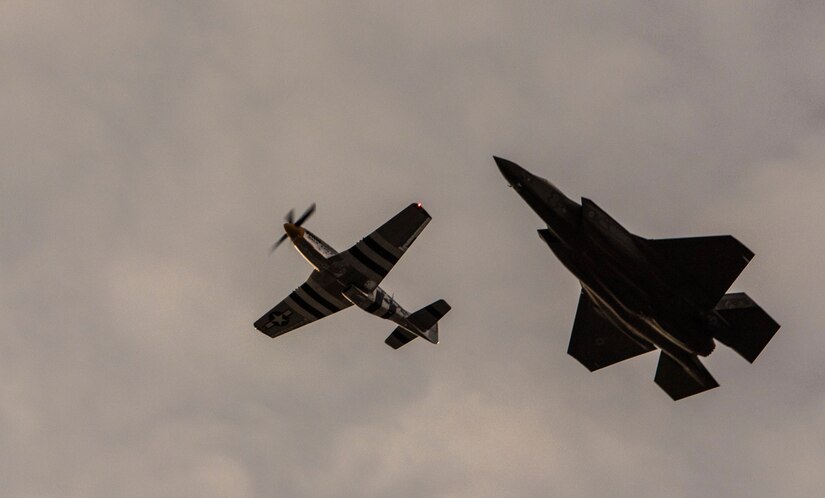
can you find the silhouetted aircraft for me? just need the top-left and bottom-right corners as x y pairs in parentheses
(495, 156), (779, 400)
(254, 203), (450, 349)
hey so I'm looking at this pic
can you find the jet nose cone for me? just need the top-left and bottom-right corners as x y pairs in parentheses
(494, 156), (528, 187)
(283, 223), (305, 240)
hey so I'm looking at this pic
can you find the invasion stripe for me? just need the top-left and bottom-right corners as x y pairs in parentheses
(381, 302), (397, 319)
(371, 233), (404, 259)
(293, 287), (329, 316)
(363, 236), (399, 264)
(424, 304), (445, 319)
(356, 242), (393, 272)
(300, 283), (339, 313)
(365, 292), (384, 313)
(284, 296), (315, 320)
(341, 252), (386, 283)
(349, 246), (389, 277)
(357, 242), (394, 271)
(289, 292), (326, 319)
(306, 278), (349, 308)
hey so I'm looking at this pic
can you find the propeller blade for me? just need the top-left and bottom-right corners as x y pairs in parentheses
(270, 233), (289, 253)
(271, 203), (315, 255)
(294, 203), (316, 227)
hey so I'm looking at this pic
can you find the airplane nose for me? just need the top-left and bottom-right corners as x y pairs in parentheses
(494, 156), (528, 187)
(283, 223), (305, 240)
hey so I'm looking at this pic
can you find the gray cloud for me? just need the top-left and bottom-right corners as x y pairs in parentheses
(2, 1), (825, 496)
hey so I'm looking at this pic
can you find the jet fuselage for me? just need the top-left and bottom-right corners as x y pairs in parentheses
(495, 158), (720, 366)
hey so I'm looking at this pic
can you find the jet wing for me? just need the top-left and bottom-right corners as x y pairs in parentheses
(568, 290), (655, 371)
(331, 203), (431, 289)
(254, 271), (352, 338)
(646, 235), (753, 309)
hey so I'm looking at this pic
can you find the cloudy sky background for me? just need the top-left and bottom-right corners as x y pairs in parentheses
(3, 1), (825, 496)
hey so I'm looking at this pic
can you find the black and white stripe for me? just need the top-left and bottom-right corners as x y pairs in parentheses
(285, 293), (325, 320)
(343, 233), (407, 283)
(380, 301), (397, 319)
(305, 277), (350, 308)
(356, 288), (399, 319)
(296, 283), (338, 314)
(369, 233), (404, 261)
(348, 245), (390, 278)
(423, 303), (448, 320)
(362, 236), (400, 265)
(364, 290), (384, 313)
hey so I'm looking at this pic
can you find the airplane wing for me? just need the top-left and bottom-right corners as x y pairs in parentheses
(646, 235), (753, 309)
(331, 203), (431, 289)
(568, 290), (656, 371)
(254, 270), (352, 338)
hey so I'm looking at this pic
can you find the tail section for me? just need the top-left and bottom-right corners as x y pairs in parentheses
(408, 299), (451, 344)
(713, 293), (780, 363)
(384, 299), (451, 349)
(654, 352), (719, 401)
(385, 327), (418, 349)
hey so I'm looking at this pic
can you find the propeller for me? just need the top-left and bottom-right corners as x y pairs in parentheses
(271, 203), (316, 253)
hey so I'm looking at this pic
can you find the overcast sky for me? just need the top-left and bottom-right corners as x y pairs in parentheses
(3, 1), (825, 496)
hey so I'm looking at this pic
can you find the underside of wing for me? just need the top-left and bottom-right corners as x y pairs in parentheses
(646, 235), (754, 309)
(253, 270), (352, 338)
(332, 203), (431, 289)
(568, 290), (656, 371)
(385, 327), (418, 349)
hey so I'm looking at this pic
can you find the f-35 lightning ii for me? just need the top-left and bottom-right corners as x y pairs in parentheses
(495, 156), (779, 400)
(254, 203), (450, 349)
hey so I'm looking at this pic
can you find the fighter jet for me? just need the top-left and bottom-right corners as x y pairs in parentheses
(254, 203), (450, 349)
(495, 156), (779, 400)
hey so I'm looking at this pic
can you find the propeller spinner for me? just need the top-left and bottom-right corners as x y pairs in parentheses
(271, 203), (316, 253)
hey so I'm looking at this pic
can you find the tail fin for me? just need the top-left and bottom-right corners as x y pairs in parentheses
(408, 299), (450, 344)
(384, 299), (451, 349)
(654, 352), (719, 400)
(713, 293), (780, 363)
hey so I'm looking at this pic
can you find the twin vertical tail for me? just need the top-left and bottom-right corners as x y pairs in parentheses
(385, 299), (451, 349)
(655, 292), (780, 400)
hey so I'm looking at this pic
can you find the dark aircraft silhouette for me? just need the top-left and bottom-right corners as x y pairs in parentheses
(495, 157), (779, 400)
(254, 203), (450, 349)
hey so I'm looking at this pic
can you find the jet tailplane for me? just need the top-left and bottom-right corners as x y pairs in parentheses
(713, 293), (780, 363)
(654, 352), (719, 400)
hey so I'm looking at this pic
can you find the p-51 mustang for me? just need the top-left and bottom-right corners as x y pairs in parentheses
(496, 156), (780, 400)
(254, 203), (450, 349)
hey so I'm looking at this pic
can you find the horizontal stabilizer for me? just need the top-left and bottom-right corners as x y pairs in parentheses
(408, 299), (451, 344)
(647, 235), (753, 309)
(713, 293), (780, 363)
(568, 290), (655, 371)
(654, 352), (719, 401)
(385, 327), (418, 349)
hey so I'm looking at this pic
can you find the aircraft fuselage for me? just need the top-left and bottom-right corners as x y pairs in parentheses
(282, 222), (430, 340)
(496, 157), (722, 373)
